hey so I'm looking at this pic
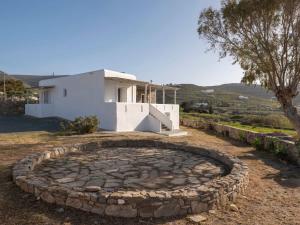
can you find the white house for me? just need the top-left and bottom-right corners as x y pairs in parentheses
(201, 89), (214, 94)
(238, 95), (249, 100)
(25, 69), (182, 134)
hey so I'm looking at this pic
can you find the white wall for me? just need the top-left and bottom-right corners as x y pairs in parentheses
(114, 103), (179, 132)
(115, 103), (150, 131)
(104, 79), (136, 103)
(25, 104), (54, 118)
(101, 103), (117, 130)
(25, 69), (180, 132)
(38, 70), (105, 126)
(151, 104), (180, 129)
(103, 69), (136, 80)
(147, 115), (161, 133)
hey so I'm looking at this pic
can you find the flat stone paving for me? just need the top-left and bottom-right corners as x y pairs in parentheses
(33, 147), (227, 191)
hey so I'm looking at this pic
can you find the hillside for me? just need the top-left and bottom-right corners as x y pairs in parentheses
(8, 75), (68, 88)
(209, 83), (274, 99)
(176, 83), (300, 106)
(158, 83), (281, 114)
(161, 83), (274, 103)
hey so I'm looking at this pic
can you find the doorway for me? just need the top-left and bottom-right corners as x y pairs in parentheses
(117, 88), (127, 102)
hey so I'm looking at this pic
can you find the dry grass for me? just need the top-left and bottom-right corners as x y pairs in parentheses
(0, 128), (299, 225)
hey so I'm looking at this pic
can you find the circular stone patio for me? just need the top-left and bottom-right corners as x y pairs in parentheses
(13, 140), (249, 218)
(34, 147), (227, 192)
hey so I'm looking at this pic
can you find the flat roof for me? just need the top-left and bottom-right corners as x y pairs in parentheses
(104, 77), (179, 91)
(105, 76), (148, 85)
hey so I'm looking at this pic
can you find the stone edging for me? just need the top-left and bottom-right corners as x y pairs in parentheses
(13, 140), (249, 218)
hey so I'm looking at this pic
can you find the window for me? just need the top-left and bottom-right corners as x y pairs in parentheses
(141, 94), (145, 103)
(117, 87), (127, 102)
(63, 88), (67, 97)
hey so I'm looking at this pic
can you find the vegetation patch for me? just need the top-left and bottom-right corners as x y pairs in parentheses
(221, 121), (296, 137)
(251, 138), (264, 151)
(60, 116), (99, 135)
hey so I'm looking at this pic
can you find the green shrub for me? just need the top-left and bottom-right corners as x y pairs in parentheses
(240, 114), (293, 130)
(252, 137), (264, 150)
(239, 132), (247, 143)
(60, 116), (99, 135)
(270, 140), (288, 159)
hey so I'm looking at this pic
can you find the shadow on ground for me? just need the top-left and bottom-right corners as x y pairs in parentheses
(0, 116), (62, 133)
(239, 149), (300, 188)
(0, 163), (186, 225)
(200, 128), (300, 188)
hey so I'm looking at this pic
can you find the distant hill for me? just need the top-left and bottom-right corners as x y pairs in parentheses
(172, 83), (300, 106)
(5, 75), (300, 106)
(160, 83), (274, 103)
(208, 83), (274, 99)
(8, 74), (68, 88)
(158, 83), (281, 114)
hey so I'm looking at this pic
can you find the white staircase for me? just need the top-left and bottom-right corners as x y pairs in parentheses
(149, 104), (173, 131)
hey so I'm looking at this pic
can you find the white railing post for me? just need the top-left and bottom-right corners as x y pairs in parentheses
(144, 84), (147, 103)
(162, 86), (165, 104)
(149, 85), (151, 104)
(174, 90), (177, 104)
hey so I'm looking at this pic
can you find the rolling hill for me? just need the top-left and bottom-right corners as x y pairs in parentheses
(158, 83), (282, 114)
(173, 83), (300, 106)
(8, 74), (68, 88)
(161, 83), (274, 103)
(6, 74), (300, 107)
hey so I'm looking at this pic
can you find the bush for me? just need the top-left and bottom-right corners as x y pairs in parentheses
(252, 137), (264, 150)
(269, 139), (288, 159)
(0, 100), (25, 115)
(240, 114), (293, 130)
(60, 116), (99, 135)
(239, 132), (247, 143)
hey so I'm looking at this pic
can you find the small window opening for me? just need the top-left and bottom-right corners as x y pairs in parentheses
(118, 88), (121, 102)
(43, 91), (49, 104)
(63, 88), (67, 97)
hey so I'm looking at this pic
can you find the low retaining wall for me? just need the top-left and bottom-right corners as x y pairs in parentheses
(181, 119), (300, 166)
(13, 140), (249, 218)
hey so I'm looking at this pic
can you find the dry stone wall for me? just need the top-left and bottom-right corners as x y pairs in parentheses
(13, 140), (249, 218)
(181, 119), (300, 166)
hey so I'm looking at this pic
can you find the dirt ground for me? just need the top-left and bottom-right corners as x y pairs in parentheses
(0, 124), (299, 225)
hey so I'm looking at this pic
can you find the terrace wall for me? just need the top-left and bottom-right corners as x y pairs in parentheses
(180, 119), (300, 166)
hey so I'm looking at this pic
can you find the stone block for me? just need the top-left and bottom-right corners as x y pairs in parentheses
(66, 197), (82, 209)
(41, 191), (55, 204)
(153, 202), (181, 218)
(105, 205), (137, 218)
(191, 201), (208, 213)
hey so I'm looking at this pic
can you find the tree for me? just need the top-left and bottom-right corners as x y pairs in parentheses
(198, 0), (300, 137)
(0, 71), (27, 100)
(0, 71), (7, 100)
(0, 79), (26, 97)
(208, 105), (214, 114)
(181, 101), (193, 113)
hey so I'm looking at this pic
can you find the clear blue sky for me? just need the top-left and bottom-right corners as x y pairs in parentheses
(0, 0), (243, 86)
